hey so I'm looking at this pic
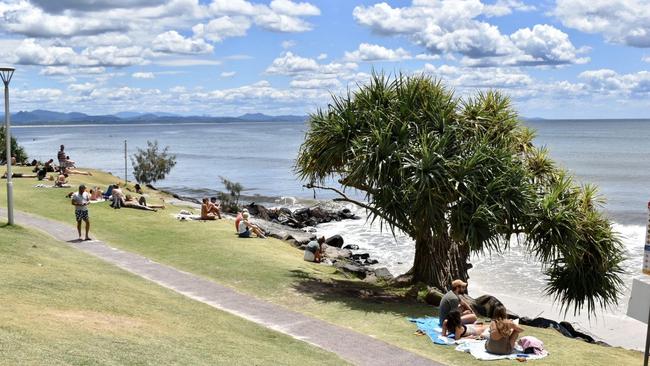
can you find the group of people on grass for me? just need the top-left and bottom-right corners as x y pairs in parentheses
(439, 279), (523, 355)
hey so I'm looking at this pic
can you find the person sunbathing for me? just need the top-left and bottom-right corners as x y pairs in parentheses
(110, 185), (126, 208)
(442, 309), (489, 340)
(89, 187), (103, 201)
(209, 197), (222, 219)
(123, 194), (157, 211)
(2, 172), (37, 178)
(485, 304), (523, 355)
(136, 195), (164, 209)
(237, 212), (265, 238)
(63, 167), (92, 176)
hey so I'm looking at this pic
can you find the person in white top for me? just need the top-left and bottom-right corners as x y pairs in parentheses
(71, 184), (91, 241)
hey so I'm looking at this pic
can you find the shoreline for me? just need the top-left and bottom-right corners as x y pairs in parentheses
(157, 182), (647, 351)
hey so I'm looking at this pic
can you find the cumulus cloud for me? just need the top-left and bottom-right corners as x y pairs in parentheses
(152, 31), (214, 54)
(578, 69), (650, 95)
(209, 0), (320, 33)
(290, 78), (341, 89)
(133, 72), (155, 79)
(192, 16), (251, 42)
(353, 1), (585, 66)
(220, 71), (236, 77)
(269, 0), (320, 17)
(13, 39), (77, 65)
(344, 43), (411, 62)
(316, 53), (327, 60)
(553, 0), (650, 47)
(266, 51), (320, 74)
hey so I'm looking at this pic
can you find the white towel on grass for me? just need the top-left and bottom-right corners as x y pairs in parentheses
(455, 340), (548, 361)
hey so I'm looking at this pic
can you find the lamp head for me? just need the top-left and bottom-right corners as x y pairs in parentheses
(0, 67), (15, 85)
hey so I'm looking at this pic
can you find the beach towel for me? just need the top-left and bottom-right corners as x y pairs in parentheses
(455, 340), (549, 361)
(408, 317), (456, 345)
(175, 213), (201, 221)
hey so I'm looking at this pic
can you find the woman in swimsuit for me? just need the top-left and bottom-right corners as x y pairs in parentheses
(442, 309), (489, 339)
(485, 304), (524, 354)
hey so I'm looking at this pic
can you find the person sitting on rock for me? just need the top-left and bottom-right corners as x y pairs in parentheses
(442, 309), (488, 340)
(238, 212), (265, 238)
(304, 236), (325, 263)
(438, 279), (477, 326)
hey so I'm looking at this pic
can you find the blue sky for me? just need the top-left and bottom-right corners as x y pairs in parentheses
(0, 0), (649, 118)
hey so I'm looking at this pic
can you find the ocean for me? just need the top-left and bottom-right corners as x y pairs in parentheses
(11, 119), (650, 349)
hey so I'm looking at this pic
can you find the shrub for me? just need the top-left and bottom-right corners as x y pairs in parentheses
(131, 140), (176, 185)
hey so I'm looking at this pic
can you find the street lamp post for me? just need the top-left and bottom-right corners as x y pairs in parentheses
(1, 67), (15, 225)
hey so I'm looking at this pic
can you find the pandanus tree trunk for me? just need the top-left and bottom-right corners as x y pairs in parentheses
(408, 230), (471, 291)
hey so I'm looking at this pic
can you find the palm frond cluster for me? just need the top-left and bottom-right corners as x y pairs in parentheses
(296, 72), (624, 316)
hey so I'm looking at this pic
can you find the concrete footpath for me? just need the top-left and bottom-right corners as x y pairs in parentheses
(1, 209), (443, 366)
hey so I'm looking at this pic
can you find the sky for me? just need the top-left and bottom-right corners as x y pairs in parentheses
(0, 0), (649, 118)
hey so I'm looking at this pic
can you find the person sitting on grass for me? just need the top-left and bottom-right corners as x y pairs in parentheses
(122, 194), (158, 211)
(89, 186), (102, 201)
(55, 173), (70, 188)
(209, 197), (222, 219)
(44, 159), (55, 172)
(485, 304), (523, 355)
(201, 197), (218, 220)
(438, 279), (477, 326)
(110, 184), (126, 208)
(134, 183), (143, 194)
(442, 309), (489, 340)
(303, 236), (325, 262)
(238, 212), (265, 238)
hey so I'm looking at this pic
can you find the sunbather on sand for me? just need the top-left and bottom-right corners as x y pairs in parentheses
(442, 309), (489, 340)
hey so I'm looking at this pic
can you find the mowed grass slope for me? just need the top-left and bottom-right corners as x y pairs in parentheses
(0, 225), (348, 366)
(1, 166), (644, 365)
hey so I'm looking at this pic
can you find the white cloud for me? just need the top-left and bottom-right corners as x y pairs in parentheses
(13, 39), (78, 65)
(344, 43), (411, 61)
(192, 16), (251, 42)
(290, 78), (341, 89)
(483, 0), (535, 17)
(269, 0), (320, 17)
(153, 58), (222, 66)
(133, 72), (155, 79)
(220, 71), (236, 77)
(316, 53), (327, 60)
(266, 51), (320, 74)
(152, 31), (214, 54)
(644, 56), (650, 63)
(577, 69), (650, 95)
(69, 82), (96, 94)
(30, 0), (167, 13)
(80, 45), (149, 67)
(554, 0), (650, 47)
(353, 1), (586, 66)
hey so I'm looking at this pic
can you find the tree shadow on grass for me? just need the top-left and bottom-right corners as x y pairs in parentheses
(289, 269), (434, 319)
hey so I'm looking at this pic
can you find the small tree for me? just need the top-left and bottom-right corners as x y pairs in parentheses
(0, 126), (28, 164)
(217, 176), (243, 213)
(131, 140), (176, 185)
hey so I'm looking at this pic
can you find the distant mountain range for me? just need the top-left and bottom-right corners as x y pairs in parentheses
(0, 109), (307, 125)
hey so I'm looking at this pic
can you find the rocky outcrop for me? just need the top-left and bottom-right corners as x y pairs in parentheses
(247, 203), (360, 229)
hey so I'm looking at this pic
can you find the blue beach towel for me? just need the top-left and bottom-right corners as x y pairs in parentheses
(408, 317), (456, 345)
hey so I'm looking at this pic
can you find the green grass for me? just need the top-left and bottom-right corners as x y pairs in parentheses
(0, 224), (349, 366)
(1, 167), (644, 365)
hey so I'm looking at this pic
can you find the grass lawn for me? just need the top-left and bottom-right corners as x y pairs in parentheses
(1, 166), (644, 365)
(0, 224), (349, 366)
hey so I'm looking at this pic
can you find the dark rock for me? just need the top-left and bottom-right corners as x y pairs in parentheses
(351, 253), (370, 260)
(325, 234), (344, 248)
(323, 245), (352, 260)
(424, 287), (444, 306)
(373, 267), (393, 281)
(342, 244), (359, 250)
(334, 261), (367, 279)
(364, 259), (379, 265)
(246, 203), (271, 221)
(461, 294), (518, 319)
(309, 206), (329, 219)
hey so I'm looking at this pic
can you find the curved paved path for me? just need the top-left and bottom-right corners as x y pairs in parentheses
(1, 209), (444, 366)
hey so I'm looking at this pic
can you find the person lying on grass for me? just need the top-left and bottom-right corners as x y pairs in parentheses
(441, 309), (489, 340)
(62, 166), (92, 176)
(485, 304), (524, 355)
(123, 194), (161, 211)
(238, 212), (266, 238)
(304, 236), (325, 263)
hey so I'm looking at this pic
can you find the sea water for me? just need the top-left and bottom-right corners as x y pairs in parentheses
(11, 119), (650, 349)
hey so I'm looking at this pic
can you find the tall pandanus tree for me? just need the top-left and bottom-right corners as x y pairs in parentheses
(295, 72), (624, 315)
